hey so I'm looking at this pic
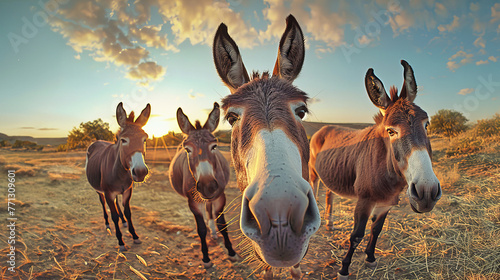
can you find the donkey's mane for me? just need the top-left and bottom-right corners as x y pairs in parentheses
(194, 120), (202, 130)
(373, 85), (425, 125)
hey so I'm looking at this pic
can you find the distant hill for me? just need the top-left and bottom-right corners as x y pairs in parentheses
(0, 133), (66, 146)
(302, 121), (373, 137)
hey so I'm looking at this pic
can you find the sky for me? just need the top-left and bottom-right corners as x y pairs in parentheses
(1, 0), (499, 138)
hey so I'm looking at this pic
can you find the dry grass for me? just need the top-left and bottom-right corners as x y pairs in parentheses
(0, 139), (499, 279)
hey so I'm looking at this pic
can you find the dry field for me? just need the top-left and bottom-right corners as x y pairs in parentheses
(0, 138), (498, 280)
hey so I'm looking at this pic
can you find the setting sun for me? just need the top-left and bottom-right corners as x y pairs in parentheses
(143, 116), (175, 138)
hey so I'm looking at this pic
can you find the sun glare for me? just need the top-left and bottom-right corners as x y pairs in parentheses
(143, 116), (173, 138)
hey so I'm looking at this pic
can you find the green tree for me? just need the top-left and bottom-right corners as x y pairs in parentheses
(66, 119), (114, 149)
(429, 109), (468, 138)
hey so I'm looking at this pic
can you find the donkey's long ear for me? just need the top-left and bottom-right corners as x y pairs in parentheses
(204, 102), (220, 133)
(177, 108), (195, 134)
(365, 68), (391, 114)
(272, 14), (305, 82)
(135, 103), (151, 127)
(213, 23), (250, 94)
(116, 102), (128, 128)
(399, 60), (417, 103)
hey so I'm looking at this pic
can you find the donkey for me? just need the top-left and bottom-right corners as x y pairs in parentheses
(169, 103), (237, 268)
(309, 60), (442, 279)
(86, 102), (150, 252)
(213, 15), (321, 278)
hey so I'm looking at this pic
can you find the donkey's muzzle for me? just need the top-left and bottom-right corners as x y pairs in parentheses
(240, 175), (321, 267)
(408, 181), (441, 213)
(131, 167), (148, 182)
(196, 177), (222, 200)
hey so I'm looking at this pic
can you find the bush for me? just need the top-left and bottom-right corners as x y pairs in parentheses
(429, 109), (468, 138)
(66, 119), (114, 150)
(57, 144), (68, 152)
(473, 114), (500, 137)
(12, 140), (44, 151)
(447, 114), (500, 155)
(0, 140), (10, 147)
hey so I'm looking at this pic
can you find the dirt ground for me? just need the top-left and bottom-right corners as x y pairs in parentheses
(0, 140), (498, 280)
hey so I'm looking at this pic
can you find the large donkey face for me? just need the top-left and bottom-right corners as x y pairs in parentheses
(365, 60), (442, 213)
(177, 103), (227, 200)
(116, 102), (150, 182)
(213, 15), (321, 268)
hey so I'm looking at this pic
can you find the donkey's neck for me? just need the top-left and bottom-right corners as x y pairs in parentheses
(110, 143), (131, 185)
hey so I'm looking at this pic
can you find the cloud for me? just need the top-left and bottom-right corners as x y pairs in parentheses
(476, 60), (489, 65)
(473, 36), (486, 49)
(259, 0), (358, 53)
(48, 0), (260, 85)
(388, 10), (415, 35)
(435, 3), (447, 17)
(127, 62), (166, 81)
(491, 3), (500, 23)
(129, 25), (179, 52)
(20, 127), (58, 131)
(155, 0), (258, 48)
(457, 88), (474, 95)
(357, 35), (373, 45)
(470, 2), (480, 12)
(447, 50), (473, 71)
(437, 15), (460, 33)
(489, 56), (497, 62)
(38, 128), (59, 131)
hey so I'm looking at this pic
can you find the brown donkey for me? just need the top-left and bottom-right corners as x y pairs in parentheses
(309, 60), (441, 279)
(213, 15), (321, 278)
(169, 103), (237, 268)
(86, 102), (150, 252)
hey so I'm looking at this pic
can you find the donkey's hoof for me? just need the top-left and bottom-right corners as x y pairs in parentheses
(325, 221), (334, 231)
(133, 238), (142, 244)
(122, 222), (128, 228)
(262, 268), (273, 280)
(119, 245), (127, 252)
(290, 265), (302, 279)
(337, 272), (349, 280)
(203, 261), (213, 269)
(365, 260), (377, 268)
(227, 253), (240, 262)
(106, 228), (112, 235)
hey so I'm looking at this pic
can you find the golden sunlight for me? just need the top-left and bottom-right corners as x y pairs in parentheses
(143, 116), (172, 138)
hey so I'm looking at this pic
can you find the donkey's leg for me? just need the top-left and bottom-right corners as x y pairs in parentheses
(123, 187), (140, 243)
(364, 206), (391, 267)
(325, 189), (335, 230)
(104, 192), (126, 251)
(115, 196), (128, 228)
(212, 194), (237, 260)
(205, 202), (218, 240)
(189, 200), (212, 268)
(97, 192), (110, 230)
(338, 198), (374, 279)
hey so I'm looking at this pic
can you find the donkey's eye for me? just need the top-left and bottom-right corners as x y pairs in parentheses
(184, 147), (193, 154)
(121, 139), (128, 144)
(387, 129), (397, 137)
(226, 112), (240, 126)
(425, 122), (430, 130)
(295, 106), (308, 120)
(211, 144), (218, 151)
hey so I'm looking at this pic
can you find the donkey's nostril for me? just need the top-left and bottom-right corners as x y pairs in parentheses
(433, 183), (442, 201)
(410, 183), (421, 200)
